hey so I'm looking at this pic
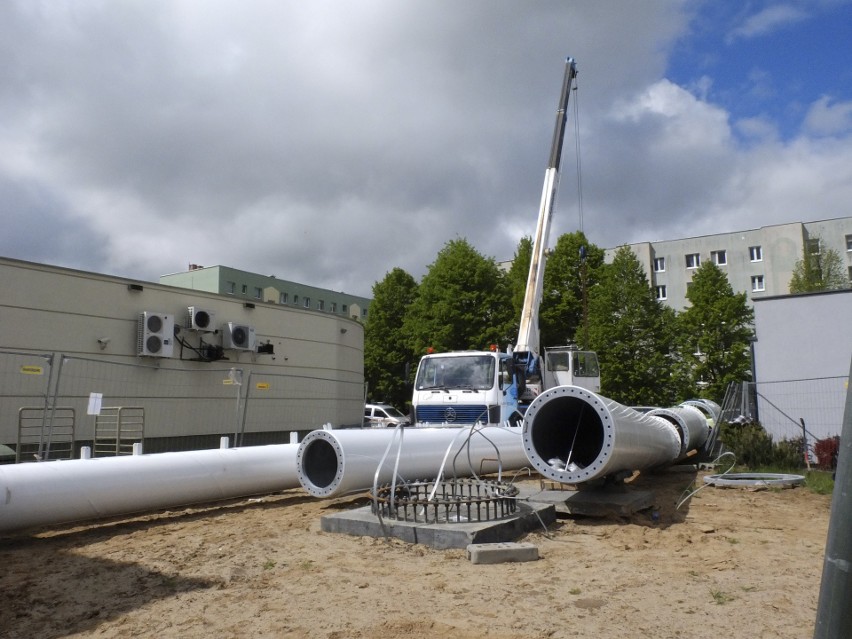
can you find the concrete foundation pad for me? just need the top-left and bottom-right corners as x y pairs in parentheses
(466, 542), (539, 564)
(518, 485), (655, 517)
(320, 501), (555, 550)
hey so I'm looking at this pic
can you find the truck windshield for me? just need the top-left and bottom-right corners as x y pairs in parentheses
(415, 355), (495, 391)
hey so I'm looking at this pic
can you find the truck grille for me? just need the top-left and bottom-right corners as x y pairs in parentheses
(415, 404), (489, 424)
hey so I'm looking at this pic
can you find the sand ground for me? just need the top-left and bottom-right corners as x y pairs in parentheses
(0, 469), (831, 639)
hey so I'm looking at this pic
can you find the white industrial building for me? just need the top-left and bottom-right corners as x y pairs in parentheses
(0, 256), (364, 461)
(751, 288), (851, 442)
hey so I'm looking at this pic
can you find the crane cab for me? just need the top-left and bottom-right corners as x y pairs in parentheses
(542, 345), (601, 393)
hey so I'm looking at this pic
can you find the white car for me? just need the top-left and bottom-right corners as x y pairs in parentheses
(363, 404), (410, 428)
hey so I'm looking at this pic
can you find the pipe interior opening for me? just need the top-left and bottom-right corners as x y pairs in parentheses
(301, 439), (339, 489)
(530, 395), (605, 469)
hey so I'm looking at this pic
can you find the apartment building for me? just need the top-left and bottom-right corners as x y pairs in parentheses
(607, 217), (852, 310)
(160, 264), (372, 321)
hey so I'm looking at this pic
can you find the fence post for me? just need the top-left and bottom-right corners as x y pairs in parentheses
(40, 354), (66, 461)
(813, 358), (852, 638)
(800, 418), (811, 470)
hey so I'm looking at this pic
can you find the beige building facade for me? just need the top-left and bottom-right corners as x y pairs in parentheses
(0, 257), (365, 460)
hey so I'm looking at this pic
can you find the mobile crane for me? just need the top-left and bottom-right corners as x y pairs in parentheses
(412, 57), (600, 428)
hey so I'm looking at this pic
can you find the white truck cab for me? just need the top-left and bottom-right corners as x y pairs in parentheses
(412, 351), (521, 427)
(412, 346), (601, 428)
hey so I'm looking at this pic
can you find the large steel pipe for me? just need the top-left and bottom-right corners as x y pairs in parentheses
(522, 385), (681, 484)
(0, 444), (299, 534)
(647, 405), (711, 459)
(296, 426), (528, 498)
(680, 399), (721, 426)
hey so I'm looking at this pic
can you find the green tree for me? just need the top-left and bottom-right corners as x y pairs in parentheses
(364, 268), (419, 409)
(540, 231), (605, 349)
(587, 246), (685, 406)
(404, 238), (512, 355)
(789, 238), (848, 293)
(678, 262), (754, 403)
(505, 236), (532, 332)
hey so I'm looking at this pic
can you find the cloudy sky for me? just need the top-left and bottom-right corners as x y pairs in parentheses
(2, 1), (851, 297)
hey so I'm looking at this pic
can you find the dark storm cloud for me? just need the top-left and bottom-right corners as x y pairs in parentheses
(0, 176), (111, 269)
(1, 1), (851, 296)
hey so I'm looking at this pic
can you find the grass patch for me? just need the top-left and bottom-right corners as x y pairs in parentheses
(710, 589), (736, 605)
(804, 470), (835, 495)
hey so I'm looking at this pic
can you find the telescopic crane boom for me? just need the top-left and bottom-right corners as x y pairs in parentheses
(514, 57), (577, 367)
(411, 57), (597, 428)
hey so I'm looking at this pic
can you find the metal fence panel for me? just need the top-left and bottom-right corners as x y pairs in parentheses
(52, 356), (244, 443)
(755, 376), (848, 442)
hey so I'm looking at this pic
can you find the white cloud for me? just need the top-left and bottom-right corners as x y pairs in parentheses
(803, 96), (852, 136)
(726, 4), (809, 42)
(735, 116), (780, 143)
(1, 0), (851, 299)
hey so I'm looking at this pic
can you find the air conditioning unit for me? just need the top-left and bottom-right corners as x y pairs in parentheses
(137, 312), (175, 357)
(186, 306), (216, 331)
(222, 322), (256, 351)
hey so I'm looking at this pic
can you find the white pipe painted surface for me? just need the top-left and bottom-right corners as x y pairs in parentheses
(296, 426), (528, 498)
(0, 444), (300, 534)
(522, 385), (682, 484)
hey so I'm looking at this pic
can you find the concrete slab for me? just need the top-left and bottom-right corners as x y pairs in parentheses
(518, 485), (654, 517)
(466, 542), (539, 564)
(320, 501), (555, 550)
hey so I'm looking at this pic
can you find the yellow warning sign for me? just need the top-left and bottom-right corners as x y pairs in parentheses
(20, 365), (44, 375)
(256, 382), (270, 390)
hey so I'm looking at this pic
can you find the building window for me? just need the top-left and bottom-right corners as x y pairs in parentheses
(279, 292), (288, 304)
(807, 238), (821, 255)
(846, 234), (852, 252)
(241, 284), (248, 295)
(711, 250), (727, 266)
(342, 304), (348, 313)
(331, 302), (337, 313)
(226, 281), (236, 295)
(318, 299), (325, 311)
(253, 287), (262, 299)
(303, 297), (311, 308)
(293, 295), (299, 305)
(685, 253), (700, 269)
(362, 308), (368, 318)
(751, 275), (765, 292)
(655, 285), (667, 300)
(653, 257), (665, 273)
(749, 246), (763, 262)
